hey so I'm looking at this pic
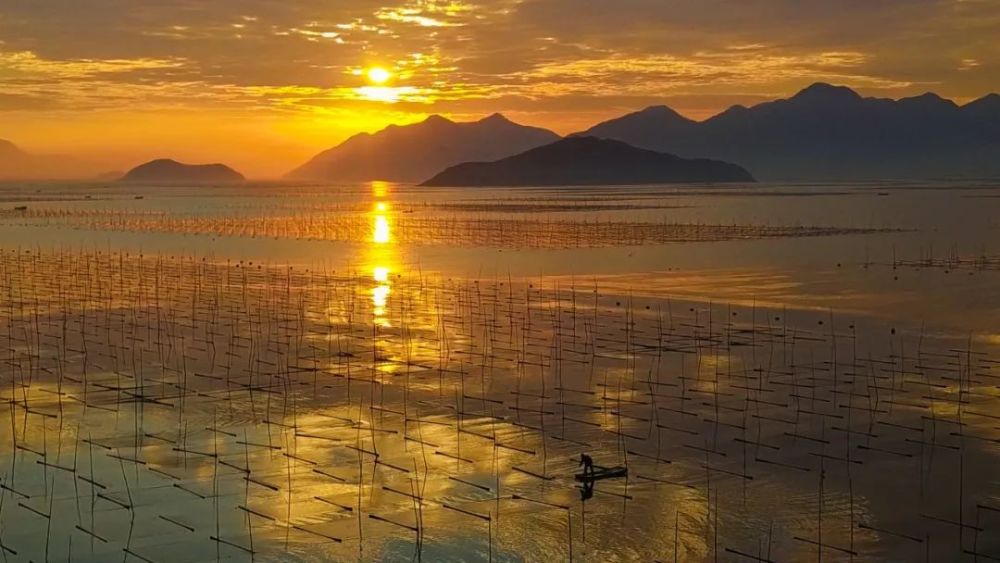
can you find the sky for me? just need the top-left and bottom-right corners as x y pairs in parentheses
(1, 0), (998, 177)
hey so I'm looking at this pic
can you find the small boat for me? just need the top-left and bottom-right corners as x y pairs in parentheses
(575, 465), (628, 482)
(13, 205), (27, 211)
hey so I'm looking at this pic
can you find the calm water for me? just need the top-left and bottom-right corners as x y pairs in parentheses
(0, 180), (999, 562)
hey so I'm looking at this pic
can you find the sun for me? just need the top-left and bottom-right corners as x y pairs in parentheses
(367, 67), (391, 85)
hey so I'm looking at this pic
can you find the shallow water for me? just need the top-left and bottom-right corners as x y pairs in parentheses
(1, 180), (999, 562)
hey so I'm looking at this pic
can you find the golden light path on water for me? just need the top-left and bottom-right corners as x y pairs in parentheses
(368, 181), (396, 327)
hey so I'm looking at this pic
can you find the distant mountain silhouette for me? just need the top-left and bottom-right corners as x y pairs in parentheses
(120, 159), (245, 184)
(287, 113), (560, 182)
(0, 139), (105, 180)
(421, 137), (754, 187)
(578, 83), (1000, 180)
(0, 139), (26, 160)
(0, 139), (58, 179)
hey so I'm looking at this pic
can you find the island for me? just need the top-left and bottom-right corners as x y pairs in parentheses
(120, 159), (245, 184)
(420, 137), (755, 187)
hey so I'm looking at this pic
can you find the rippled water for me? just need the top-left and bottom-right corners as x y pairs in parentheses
(0, 180), (999, 562)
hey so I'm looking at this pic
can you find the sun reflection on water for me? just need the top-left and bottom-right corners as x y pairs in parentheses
(373, 215), (390, 244)
(371, 180), (390, 198)
(367, 184), (397, 327)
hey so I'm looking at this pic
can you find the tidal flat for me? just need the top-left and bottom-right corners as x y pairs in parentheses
(1, 181), (999, 562)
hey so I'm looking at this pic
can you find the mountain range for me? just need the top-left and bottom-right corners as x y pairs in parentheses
(422, 137), (754, 187)
(4, 83), (1000, 183)
(287, 113), (560, 182)
(578, 83), (1000, 180)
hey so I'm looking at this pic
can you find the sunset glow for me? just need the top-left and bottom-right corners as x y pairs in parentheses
(0, 1), (996, 178)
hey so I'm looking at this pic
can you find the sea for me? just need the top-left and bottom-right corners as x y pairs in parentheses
(0, 179), (998, 561)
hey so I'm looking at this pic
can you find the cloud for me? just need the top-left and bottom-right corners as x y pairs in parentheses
(0, 50), (186, 79)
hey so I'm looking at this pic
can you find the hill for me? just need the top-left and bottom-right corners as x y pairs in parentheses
(120, 159), (245, 184)
(421, 137), (754, 187)
(287, 113), (560, 182)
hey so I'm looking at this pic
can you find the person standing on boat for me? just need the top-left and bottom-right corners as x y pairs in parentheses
(579, 453), (595, 477)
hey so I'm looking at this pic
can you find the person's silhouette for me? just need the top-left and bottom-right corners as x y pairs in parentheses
(579, 453), (594, 477)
